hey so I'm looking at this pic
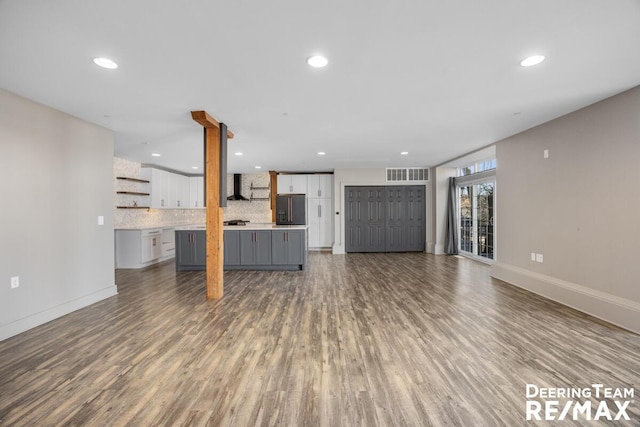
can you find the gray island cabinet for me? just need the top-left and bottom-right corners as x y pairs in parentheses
(175, 225), (308, 271)
(175, 230), (206, 271)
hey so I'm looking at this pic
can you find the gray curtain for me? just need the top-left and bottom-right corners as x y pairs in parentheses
(444, 177), (458, 254)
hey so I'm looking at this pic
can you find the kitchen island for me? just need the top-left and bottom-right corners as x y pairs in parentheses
(175, 224), (308, 271)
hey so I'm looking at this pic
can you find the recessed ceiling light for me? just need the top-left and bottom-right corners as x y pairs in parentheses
(400, 151), (409, 155)
(93, 57), (118, 69)
(191, 166), (199, 170)
(307, 55), (328, 68)
(234, 152), (243, 156)
(520, 55), (545, 67)
(255, 166), (262, 169)
(151, 153), (161, 157)
(317, 151), (326, 156)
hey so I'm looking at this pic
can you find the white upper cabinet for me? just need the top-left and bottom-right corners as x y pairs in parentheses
(277, 174), (308, 194)
(142, 167), (192, 209)
(170, 174), (189, 208)
(307, 175), (332, 199)
(189, 176), (204, 208)
(141, 168), (169, 208)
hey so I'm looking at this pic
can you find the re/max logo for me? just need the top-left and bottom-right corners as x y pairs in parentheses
(526, 400), (632, 421)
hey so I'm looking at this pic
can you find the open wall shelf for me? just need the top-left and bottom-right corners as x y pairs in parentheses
(116, 177), (150, 183)
(117, 191), (150, 196)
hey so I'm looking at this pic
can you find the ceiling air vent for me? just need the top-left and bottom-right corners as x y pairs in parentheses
(386, 167), (429, 182)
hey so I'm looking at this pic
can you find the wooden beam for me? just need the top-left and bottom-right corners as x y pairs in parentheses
(204, 125), (224, 300)
(191, 111), (235, 139)
(192, 110), (232, 301)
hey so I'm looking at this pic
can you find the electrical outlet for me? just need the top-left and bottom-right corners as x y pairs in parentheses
(98, 215), (104, 226)
(536, 254), (544, 263)
(531, 252), (536, 261)
(543, 149), (549, 159)
(11, 276), (19, 288)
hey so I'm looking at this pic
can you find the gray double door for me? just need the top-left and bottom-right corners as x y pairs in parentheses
(345, 185), (425, 253)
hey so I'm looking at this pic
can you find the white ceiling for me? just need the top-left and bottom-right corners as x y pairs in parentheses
(1, 0), (639, 174)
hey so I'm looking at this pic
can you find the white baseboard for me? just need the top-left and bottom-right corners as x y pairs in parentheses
(0, 285), (118, 342)
(491, 262), (640, 334)
(433, 243), (445, 255)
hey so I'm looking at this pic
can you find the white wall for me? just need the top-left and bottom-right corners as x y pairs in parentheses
(332, 168), (432, 254)
(0, 89), (117, 341)
(492, 85), (640, 333)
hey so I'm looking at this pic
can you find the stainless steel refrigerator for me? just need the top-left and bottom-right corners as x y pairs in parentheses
(276, 194), (306, 225)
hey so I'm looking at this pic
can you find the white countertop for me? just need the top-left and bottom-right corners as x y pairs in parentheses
(177, 223), (309, 231)
(225, 224), (309, 230)
(115, 224), (196, 231)
(117, 223), (309, 231)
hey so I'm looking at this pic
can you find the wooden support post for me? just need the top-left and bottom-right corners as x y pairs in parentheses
(191, 111), (233, 300)
(204, 125), (224, 300)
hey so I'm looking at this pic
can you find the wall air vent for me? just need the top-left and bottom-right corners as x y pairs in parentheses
(386, 167), (429, 182)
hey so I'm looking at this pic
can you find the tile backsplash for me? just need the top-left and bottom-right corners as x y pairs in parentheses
(114, 157), (272, 228)
(224, 173), (272, 223)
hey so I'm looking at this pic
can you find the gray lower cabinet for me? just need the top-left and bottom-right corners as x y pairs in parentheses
(223, 230), (241, 266)
(175, 230), (206, 271)
(176, 229), (307, 271)
(272, 230), (305, 266)
(239, 230), (272, 265)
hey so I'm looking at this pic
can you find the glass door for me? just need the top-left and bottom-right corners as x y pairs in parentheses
(459, 185), (474, 255)
(458, 180), (495, 261)
(476, 181), (494, 260)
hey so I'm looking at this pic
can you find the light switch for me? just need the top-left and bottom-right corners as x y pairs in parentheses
(531, 252), (536, 261)
(11, 276), (19, 288)
(98, 215), (104, 226)
(536, 253), (544, 263)
(543, 149), (549, 159)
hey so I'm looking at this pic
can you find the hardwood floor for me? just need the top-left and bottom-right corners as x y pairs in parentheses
(0, 253), (638, 426)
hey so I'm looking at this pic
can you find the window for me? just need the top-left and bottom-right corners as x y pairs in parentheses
(458, 158), (496, 177)
(477, 159), (496, 173)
